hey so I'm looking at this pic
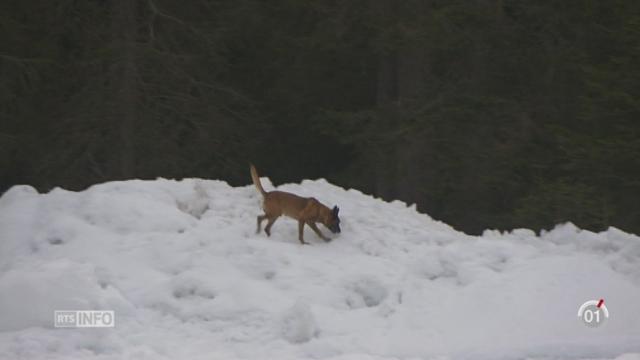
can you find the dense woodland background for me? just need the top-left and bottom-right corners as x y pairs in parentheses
(1, 0), (639, 235)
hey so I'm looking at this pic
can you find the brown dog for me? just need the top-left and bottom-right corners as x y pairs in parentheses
(250, 164), (341, 244)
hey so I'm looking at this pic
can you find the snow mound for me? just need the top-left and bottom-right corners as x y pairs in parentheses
(1, 178), (640, 360)
(280, 300), (317, 344)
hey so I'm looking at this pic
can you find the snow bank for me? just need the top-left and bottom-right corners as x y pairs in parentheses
(1, 177), (639, 360)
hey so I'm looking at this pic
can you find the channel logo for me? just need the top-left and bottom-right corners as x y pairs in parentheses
(54, 310), (115, 328)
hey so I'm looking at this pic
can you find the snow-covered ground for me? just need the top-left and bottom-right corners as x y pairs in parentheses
(1, 177), (639, 360)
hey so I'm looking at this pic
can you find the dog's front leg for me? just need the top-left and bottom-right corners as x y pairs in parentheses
(308, 222), (330, 242)
(297, 221), (308, 245)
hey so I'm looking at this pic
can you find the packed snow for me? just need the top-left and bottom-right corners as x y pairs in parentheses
(1, 177), (639, 360)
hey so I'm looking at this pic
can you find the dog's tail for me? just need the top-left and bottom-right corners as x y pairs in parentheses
(250, 163), (266, 197)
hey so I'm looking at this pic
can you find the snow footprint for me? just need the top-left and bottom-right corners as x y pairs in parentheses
(170, 277), (216, 300)
(416, 257), (458, 281)
(344, 276), (388, 309)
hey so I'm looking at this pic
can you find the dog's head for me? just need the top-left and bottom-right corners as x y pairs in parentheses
(324, 205), (341, 234)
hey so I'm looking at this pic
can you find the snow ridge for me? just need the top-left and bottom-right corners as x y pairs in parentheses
(1, 178), (639, 360)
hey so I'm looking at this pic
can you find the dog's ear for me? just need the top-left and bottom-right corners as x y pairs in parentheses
(332, 205), (339, 216)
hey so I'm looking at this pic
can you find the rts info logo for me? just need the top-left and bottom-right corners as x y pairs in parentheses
(54, 310), (115, 328)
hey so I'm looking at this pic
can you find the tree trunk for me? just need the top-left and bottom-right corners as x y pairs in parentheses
(113, 0), (137, 179)
(372, 0), (399, 199)
(376, 53), (398, 106)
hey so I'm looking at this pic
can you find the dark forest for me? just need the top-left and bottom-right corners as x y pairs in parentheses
(1, 0), (639, 235)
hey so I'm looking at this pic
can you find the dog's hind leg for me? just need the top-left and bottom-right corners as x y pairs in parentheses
(264, 216), (278, 237)
(256, 214), (267, 234)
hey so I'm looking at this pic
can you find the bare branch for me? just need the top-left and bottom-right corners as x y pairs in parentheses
(147, 0), (185, 26)
(146, 0), (205, 37)
(0, 53), (52, 66)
